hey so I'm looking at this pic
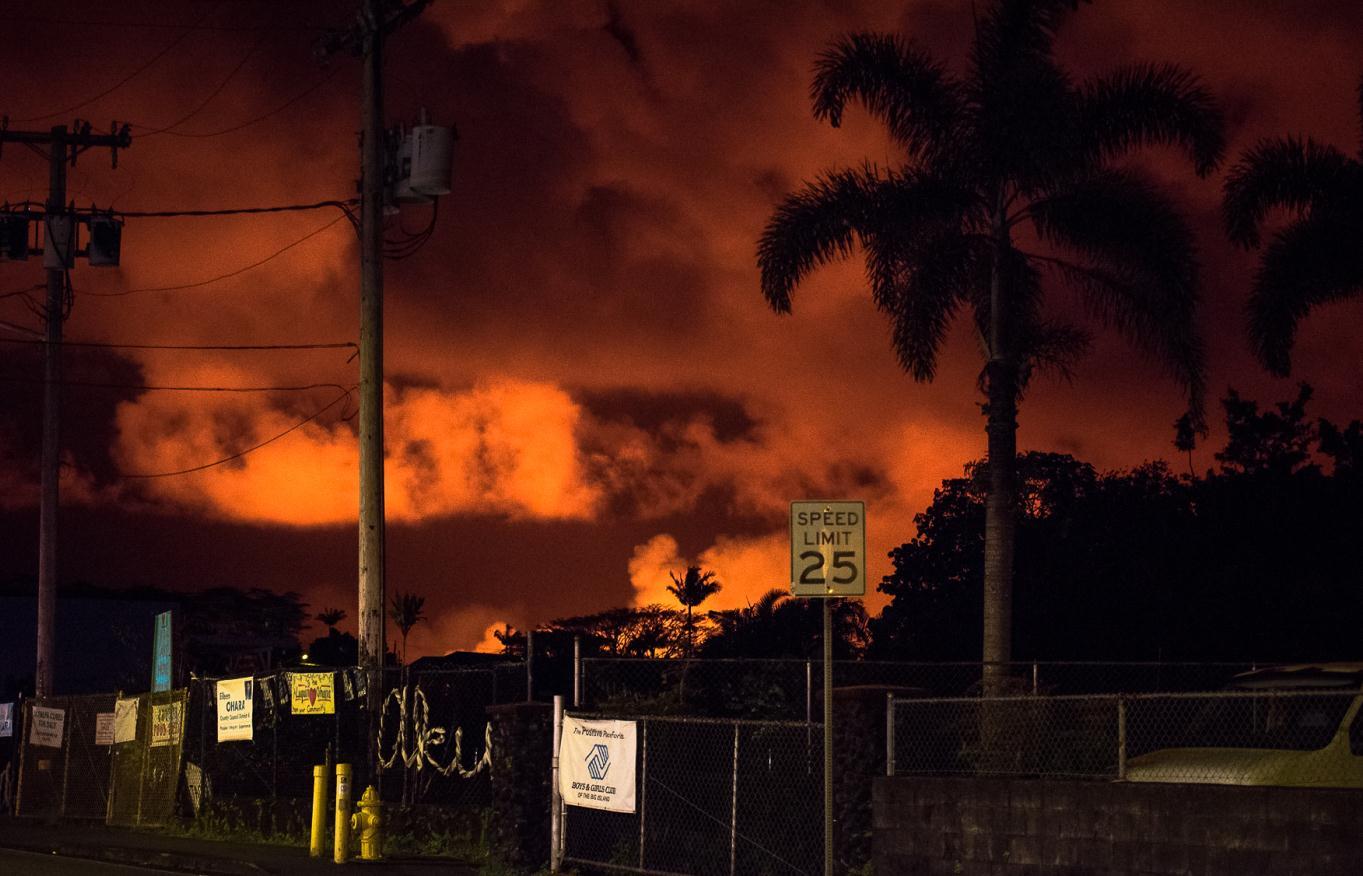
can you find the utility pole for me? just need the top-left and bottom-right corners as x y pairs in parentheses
(0, 121), (131, 698)
(318, 0), (431, 777)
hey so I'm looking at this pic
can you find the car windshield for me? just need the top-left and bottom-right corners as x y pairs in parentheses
(1176, 693), (1356, 751)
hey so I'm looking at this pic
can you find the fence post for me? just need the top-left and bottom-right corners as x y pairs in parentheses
(58, 697), (71, 817)
(638, 719), (647, 871)
(1117, 696), (1127, 780)
(526, 631), (535, 703)
(730, 721), (739, 876)
(885, 693), (895, 777)
(14, 699), (28, 816)
(550, 694), (563, 873)
(573, 636), (581, 708)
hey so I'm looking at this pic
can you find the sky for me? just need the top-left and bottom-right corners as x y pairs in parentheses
(1, 0), (1361, 660)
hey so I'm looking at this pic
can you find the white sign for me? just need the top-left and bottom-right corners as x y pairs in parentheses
(558, 716), (637, 813)
(30, 706), (65, 748)
(790, 500), (866, 597)
(151, 702), (184, 748)
(216, 677), (254, 742)
(0, 702), (12, 738)
(114, 697), (139, 744)
(95, 712), (115, 746)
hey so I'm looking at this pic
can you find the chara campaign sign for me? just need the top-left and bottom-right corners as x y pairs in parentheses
(216, 677), (254, 742)
(558, 715), (637, 813)
(790, 500), (865, 597)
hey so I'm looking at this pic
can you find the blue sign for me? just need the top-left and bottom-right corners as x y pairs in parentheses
(152, 610), (173, 692)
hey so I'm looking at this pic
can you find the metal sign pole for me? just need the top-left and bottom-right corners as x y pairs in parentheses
(823, 597), (833, 876)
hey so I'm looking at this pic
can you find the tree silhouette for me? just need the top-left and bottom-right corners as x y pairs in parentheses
(315, 607), (347, 635)
(388, 591), (427, 665)
(757, 0), (1222, 687)
(1223, 72), (1363, 376)
(667, 565), (722, 656)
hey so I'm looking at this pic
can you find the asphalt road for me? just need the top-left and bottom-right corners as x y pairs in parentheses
(0, 847), (192, 874)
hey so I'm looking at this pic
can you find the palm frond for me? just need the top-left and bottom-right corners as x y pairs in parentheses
(1222, 136), (1358, 247)
(1248, 209), (1363, 376)
(1016, 319), (1093, 386)
(1076, 62), (1225, 177)
(811, 32), (963, 159)
(757, 166), (886, 312)
(880, 230), (980, 380)
(1039, 255), (1206, 425)
(1029, 168), (1198, 313)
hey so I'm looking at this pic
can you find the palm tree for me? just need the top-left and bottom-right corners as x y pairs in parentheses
(315, 607), (347, 635)
(1223, 73), (1363, 377)
(388, 591), (427, 665)
(758, 0), (1223, 688)
(667, 565), (722, 656)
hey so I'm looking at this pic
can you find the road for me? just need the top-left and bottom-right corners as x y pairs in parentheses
(0, 847), (192, 874)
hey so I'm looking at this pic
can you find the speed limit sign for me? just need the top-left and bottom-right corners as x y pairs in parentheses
(789, 500), (865, 597)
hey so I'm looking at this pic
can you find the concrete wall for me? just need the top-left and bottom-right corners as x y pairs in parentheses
(874, 776), (1363, 875)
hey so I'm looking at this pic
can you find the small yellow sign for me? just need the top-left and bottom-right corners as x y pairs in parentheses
(290, 672), (336, 715)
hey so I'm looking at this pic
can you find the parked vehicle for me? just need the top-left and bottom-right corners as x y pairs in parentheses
(1125, 663), (1363, 788)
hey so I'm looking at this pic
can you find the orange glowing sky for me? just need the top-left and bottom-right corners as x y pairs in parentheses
(2, 1), (1361, 658)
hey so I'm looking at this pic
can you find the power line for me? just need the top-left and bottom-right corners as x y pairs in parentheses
(10, 9), (211, 123)
(10, 15), (328, 33)
(143, 67), (343, 139)
(81, 212), (350, 297)
(117, 385), (355, 479)
(132, 33), (268, 137)
(110, 199), (357, 218)
(0, 337), (356, 352)
(0, 376), (352, 394)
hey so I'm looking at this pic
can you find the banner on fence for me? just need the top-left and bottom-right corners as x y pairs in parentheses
(114, 697), (139, 743)
(290, 672), (335, 715)
(559, 715), (637, 813)
(216, 677), (254, 742)
(151, 701), (183, 747)
(95, 712), (115, 745)
(0, 702), (12, 737)
(30, 706), (65, 748)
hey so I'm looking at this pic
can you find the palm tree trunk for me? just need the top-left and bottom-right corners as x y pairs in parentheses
(982, 204), (1017, 696)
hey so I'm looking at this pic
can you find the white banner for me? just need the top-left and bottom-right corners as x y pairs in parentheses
(114, 697), (139, 744)
(95, 712), (115, 746)
(30, 706), (65, 748)
(151, 701), (184, 748)
(0, 702), (12, 738)
(216, 677), (254, 742)
(558, 715), (637, 813)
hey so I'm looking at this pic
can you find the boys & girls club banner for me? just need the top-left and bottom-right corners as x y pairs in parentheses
(216, 677), (254, 742)
(558, 715), (637, 813)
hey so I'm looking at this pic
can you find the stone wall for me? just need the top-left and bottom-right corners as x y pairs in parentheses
(874, 776), (1363, 875)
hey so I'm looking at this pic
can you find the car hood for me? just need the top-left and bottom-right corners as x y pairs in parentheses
(1126, 746), (1350, 788)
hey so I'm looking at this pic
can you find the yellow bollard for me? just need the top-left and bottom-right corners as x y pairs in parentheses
(350, 785), (383, 860)
(309, 765), (329, 858)
(334, 763), (353, 864)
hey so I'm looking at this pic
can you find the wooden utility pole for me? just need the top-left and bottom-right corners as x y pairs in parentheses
(0, 122), (131, 698)
(358, 0), (387, 697)
(318, 0), (431, 776)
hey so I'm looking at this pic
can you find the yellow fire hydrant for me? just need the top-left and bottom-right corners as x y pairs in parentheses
(350, 785), (383, 861)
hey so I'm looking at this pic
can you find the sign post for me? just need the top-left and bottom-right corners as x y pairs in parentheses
(790, 500), (865, 876)
(152, 611), (173, 693)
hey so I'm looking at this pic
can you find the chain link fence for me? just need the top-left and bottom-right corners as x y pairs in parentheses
(561, 712), (823, 876)
(890, 688), (1363, 787)
(581, 658), (1256, 720)
(13, 693), (117, 819)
